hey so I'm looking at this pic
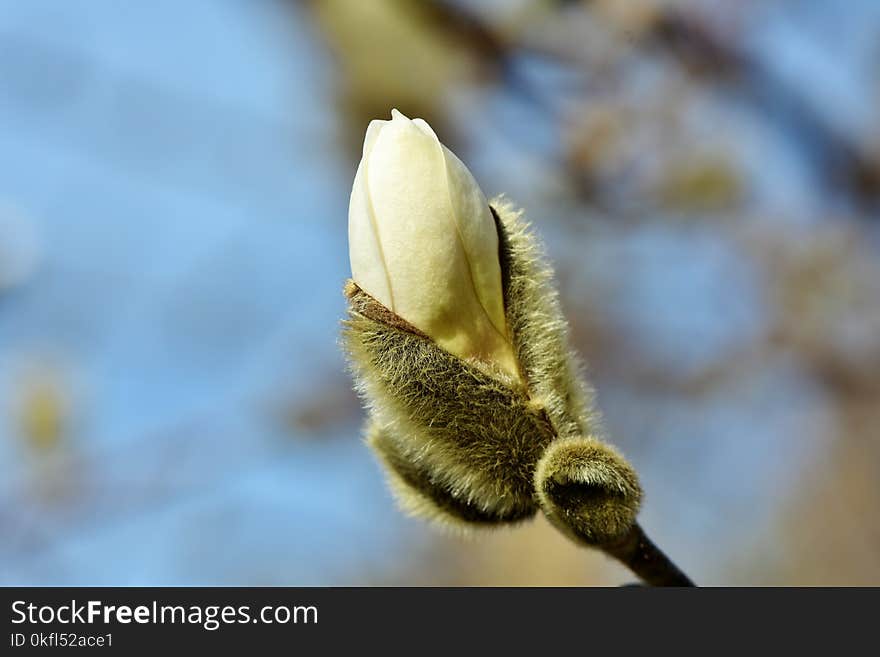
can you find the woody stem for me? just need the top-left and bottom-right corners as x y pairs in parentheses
(600, 522), (695, 586)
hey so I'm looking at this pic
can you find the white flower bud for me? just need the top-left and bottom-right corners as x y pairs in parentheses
(348, 109), (519, 381)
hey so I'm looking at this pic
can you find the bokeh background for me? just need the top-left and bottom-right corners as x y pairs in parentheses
(2, 0), (879, 586)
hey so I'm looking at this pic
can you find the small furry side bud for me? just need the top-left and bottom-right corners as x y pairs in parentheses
(534, 436), (642, 546)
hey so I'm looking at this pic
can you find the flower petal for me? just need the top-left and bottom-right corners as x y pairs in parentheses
(349, 123), (394, 309)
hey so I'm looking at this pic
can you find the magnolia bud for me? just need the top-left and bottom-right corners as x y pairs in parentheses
(348, 109), (519, 381)
(343, 199), (641, 536)
(342, 150), (694, 584)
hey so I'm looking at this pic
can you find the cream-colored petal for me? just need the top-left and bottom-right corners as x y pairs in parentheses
(349, 156), (393, 309)
(350, 110), (519, 380)
(362, 119), (384, 158)
(437, 142), (508, 339)
(366, 111), (462, 329)
(411, 117), (438, 139)
(413, 115), (510, 345)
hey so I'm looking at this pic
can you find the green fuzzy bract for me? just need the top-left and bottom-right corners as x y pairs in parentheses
(491, 198), (595, 442)
(342, 199), (642, 541)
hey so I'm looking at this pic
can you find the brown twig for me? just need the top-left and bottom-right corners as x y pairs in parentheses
(603, 522), (696, 587)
